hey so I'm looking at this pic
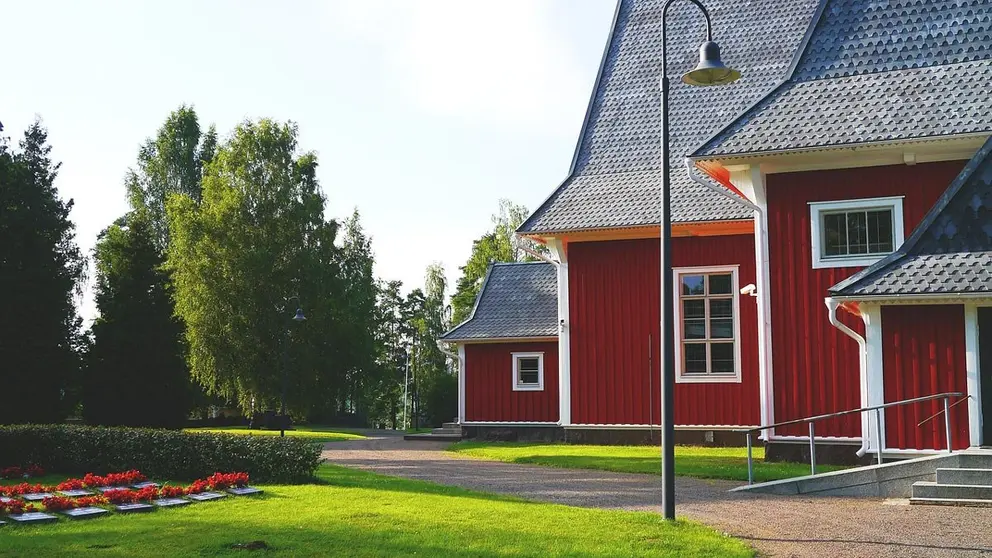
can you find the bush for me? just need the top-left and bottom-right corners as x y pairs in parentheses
(0, 424), (322, 483)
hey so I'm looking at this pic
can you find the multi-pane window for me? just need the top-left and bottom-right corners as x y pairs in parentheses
(809, 197), (904, 269)
(822, 209), (894, 257)
(676, 269), (739, 382)
(512, 353), (544, 391)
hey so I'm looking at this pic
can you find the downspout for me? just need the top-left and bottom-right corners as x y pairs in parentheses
(824, 298), (871, 457)
(514, 236), (560, 268)
(437, 340), (458, 362)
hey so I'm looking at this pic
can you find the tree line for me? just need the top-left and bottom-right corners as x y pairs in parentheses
(0, 108), (532, 429)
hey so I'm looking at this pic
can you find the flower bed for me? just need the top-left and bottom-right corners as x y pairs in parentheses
(1, 464), (45, 479)
(1, 470), (253, 520)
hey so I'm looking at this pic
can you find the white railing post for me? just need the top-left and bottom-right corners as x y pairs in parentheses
(746, 431), (754, 485)
(808, 422), (816, 476)
(874, 408), (884, 465)
(944, 397), (953, 453)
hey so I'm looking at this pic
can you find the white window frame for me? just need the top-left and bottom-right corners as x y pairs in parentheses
(512, 352), (544, 391)
(809, 196), (905, 269)
(673, 266), (742, 384)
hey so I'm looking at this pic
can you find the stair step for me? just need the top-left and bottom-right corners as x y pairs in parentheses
(403, 433), (463, 441)
(912, 481), (992, 500)
(441, 422), (460, 429)
(432, 428), (462, 435)
(910, 497), (992, 508)
(935, 468), (992, 486)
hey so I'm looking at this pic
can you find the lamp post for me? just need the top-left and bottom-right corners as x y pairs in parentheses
(281, 298), (306, 437)
(658, 0), (740, 521)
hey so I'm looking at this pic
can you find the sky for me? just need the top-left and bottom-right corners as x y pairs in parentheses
(1, 0), (616, 324)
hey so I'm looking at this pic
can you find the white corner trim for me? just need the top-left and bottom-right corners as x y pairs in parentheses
(672, 265), (743, 384)
(457, 344), (466, 424)
(964, 305), (982, 447)
(862, 304), (886, 454)
(809, 196), (905, 270)
(549, 238), (571, 425)
(511, 352), (545, 392)
(734, 165), (776, 436)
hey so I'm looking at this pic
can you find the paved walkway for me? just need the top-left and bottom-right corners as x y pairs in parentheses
(322, 433), (992, 558)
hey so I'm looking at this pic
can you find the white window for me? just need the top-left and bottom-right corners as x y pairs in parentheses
(674, 267), (741, 384)
(512, 352), (544, 391)
(809, 197), (904, 269)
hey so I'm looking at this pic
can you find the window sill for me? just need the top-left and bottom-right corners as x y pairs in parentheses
(811, 254), (889, 270)
(512, 385), (544, 392)
(676, 374), (742, 384)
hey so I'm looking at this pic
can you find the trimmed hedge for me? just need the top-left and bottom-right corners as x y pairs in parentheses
(0, 424), (322, 483)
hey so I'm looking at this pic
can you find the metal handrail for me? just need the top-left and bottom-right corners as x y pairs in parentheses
(738, 391), (964, 485)
(917, 395), (971, 428)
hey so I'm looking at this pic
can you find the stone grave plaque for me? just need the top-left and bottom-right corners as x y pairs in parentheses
(8, 512), (58, 524)
(0, 520), (6, 527)
(62, 507), (108, 519)
(152, 497), (190, 508)
(96, 486), (127, 493)
(187, 491), (226, 502)
(227, 487), (263, 496)
(58, 489), (93, 497)
(132, 481), (160, 489)
(21, 492), (54, 502)
(115, 503), (155, 514)
(0, 496), (16, 504)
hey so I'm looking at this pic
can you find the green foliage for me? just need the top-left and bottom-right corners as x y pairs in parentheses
(451, 199), (532, 325)
(166, 118), (348, 415)
(85, 211), (192, 428)
(185, 425), (365, 442)
(0, 464), (752, 557)
(406, 263), (454, 427)
(448, 442), (849, 483)
(0, 120), (86, 424)
(0, 424), (321, 483)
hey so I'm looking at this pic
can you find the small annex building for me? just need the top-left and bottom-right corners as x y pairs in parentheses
(441, 0), (992, 457)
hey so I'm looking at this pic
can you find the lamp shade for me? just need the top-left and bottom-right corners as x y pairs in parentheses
(682, 41), (741, 86)
(293, 308), (306, 322)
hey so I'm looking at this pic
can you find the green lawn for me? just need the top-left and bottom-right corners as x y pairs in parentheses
(184, 425), (365, 443)
(0, 465), (752, 557)
(448, 442), (846, 483)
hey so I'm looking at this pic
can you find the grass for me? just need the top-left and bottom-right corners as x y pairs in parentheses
(448, 442), (847, 483)
(0, 465), (752, 557)
(184, 424), (365, 443)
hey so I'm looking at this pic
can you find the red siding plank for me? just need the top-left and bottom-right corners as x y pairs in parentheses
(463, 342), (559, 422)
(568, 235), (760, 426)
(881, 305), (969, 450)
(766, 161), (964, 437)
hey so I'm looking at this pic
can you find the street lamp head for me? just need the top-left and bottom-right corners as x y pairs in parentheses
(682, 41), (741, 86)
(293, 308), (306, 322)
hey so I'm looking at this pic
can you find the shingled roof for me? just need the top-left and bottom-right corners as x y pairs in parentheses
(830, 136), (992, 298)
(518, 0), (822, 234)
(693, 0), (992, 158)
(441, 262), (558, 342)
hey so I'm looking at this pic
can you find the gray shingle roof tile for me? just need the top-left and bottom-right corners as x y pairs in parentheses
(695, 0), (992, 158)
(440, 262), (558, 341)
(831, 136), (992, 297)
(519, 0), (821, 233)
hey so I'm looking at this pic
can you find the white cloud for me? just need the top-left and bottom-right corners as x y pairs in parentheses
(323, 0), (586, 132)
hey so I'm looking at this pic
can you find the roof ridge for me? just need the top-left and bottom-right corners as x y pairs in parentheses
(791, 57), (992, 85)
(491, 260), (553, 267)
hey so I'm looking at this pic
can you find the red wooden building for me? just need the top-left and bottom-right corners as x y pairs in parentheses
(441, 0), (992, 457)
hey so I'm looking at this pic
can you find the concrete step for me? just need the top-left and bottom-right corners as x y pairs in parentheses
(910, 497), (992, 508)
(402, 433), (463, 441)
(936, 468), (992, 486)
(442, 422), (460, 429)
(912, 481), (992, 500)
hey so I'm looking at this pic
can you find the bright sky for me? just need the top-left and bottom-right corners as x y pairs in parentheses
(1, 0), (616, 324)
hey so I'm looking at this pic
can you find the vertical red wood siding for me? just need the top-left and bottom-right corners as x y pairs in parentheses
(568, 235), (760, 426)
(463, 342), (559, 422)
(766, 161), (964, 437)
(882, 305), (969, 450)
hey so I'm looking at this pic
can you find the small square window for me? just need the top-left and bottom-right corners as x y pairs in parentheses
(810, 197), (904, 269)
(512, 353), (544, 391)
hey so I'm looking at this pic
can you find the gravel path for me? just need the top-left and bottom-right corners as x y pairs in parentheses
(323, 433), (992, 558)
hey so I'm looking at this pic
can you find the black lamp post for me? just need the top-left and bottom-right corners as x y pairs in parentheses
(658, 0), (740, 520)
(281, 299), (306, 437)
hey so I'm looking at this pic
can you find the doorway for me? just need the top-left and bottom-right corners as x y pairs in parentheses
(980, 308), (992, 445)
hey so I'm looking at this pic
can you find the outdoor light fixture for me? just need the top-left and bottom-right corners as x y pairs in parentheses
(657, 0), (739, 521)
(293, 308), (306, 322)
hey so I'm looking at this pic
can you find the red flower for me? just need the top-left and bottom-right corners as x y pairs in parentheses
(57, 478), (85, 491)
(186, 479), (210, 494)
(206, 472), (249, 490)
(159, 485), (186, 498)
(82, 473), (106, 488)
(26, 464), (45, 478)
(41, 495), (77, 512)
(1, 466), (23, 479)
